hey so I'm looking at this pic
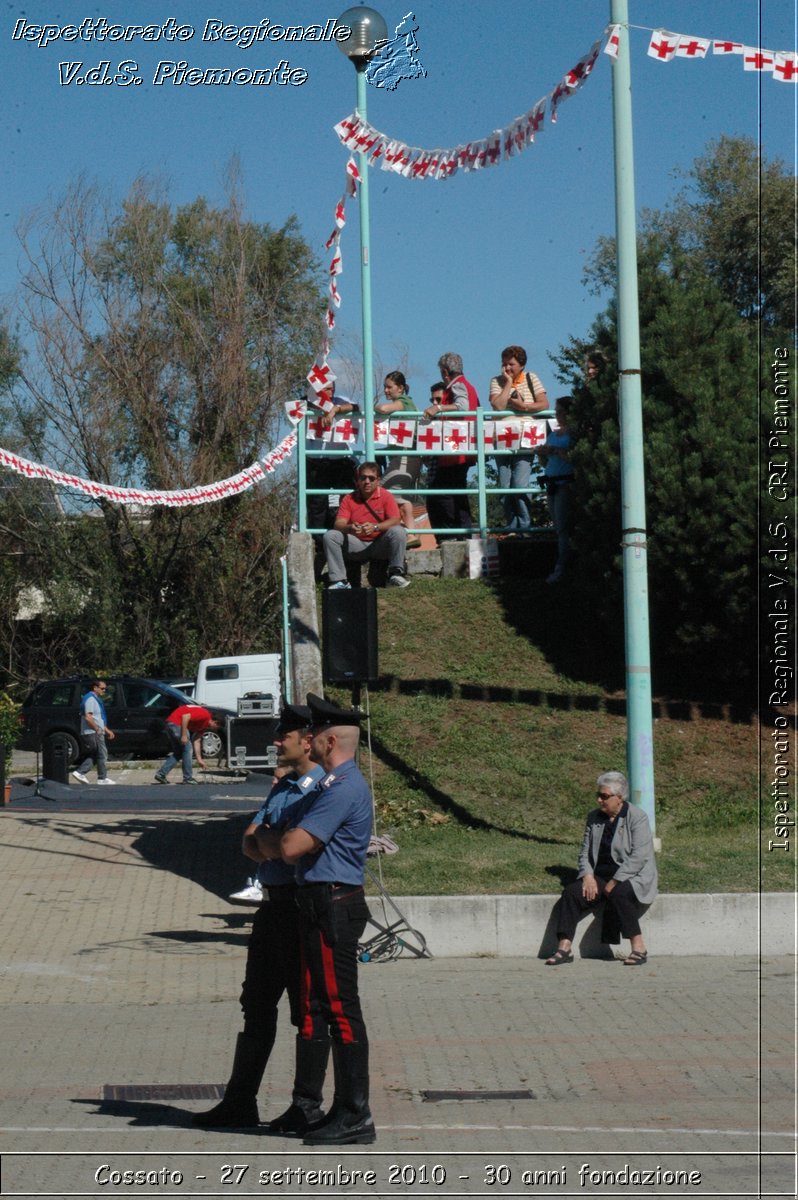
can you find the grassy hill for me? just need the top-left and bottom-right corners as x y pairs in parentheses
(322, 576), (780, 895)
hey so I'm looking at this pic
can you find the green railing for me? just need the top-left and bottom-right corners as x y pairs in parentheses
(298, 409), (557, 540)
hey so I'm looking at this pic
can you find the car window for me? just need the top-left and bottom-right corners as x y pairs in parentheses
(123, 683), (174, 712)
(38, 683), (77, 707)
(206, 665), (239, 681)
(102, 682), (120, 708)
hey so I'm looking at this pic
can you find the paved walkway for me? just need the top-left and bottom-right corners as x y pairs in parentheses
(0, 802), (794, 1198)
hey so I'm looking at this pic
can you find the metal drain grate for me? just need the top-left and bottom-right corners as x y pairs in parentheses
(422, 1089), (535, 1102)
(103, 1084), (225, 1101)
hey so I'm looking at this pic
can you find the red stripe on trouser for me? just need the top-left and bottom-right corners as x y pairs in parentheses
(299, 944), (315, 1039)
(319, 932), (354, 1044)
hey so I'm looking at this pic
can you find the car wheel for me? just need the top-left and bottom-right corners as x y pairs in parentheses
(201, 730), (223, 760)
(43, 730), (80, 765)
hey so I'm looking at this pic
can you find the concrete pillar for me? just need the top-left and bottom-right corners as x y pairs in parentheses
(286, 532), (324, 701)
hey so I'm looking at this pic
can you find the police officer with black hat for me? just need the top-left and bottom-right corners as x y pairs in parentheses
(278, 692), (375, 1146)
(193, 701), (325, 1131)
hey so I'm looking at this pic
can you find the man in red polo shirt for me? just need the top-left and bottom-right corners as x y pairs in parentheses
(322, 462), (410, 589)
(155, 704), (222, 785)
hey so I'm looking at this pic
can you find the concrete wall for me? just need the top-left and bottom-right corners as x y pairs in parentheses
(369, 893), (794, 958)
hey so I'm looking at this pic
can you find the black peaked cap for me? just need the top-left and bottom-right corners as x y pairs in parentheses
(307, 692), (363, 728)
(276, 701), (312, 733)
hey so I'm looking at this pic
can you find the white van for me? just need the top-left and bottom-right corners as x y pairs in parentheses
(193, 654), (281, 713)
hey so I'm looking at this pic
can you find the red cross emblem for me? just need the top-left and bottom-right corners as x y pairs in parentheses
(390, 422), (414, 446)
(775, 56), (798, 80)
(335, 201), (346, 227)
(496, 426), (520, 450)
(522, 424), (547, 448)
(446, 428), (467, 451)
(307, 363), (333, 391)
(417, 426), (441, 451)
(713, 41), (741, 54)
(651, 37), (676, 58)
(286, 401), (304, 422)
(744, 50), (773, 70)
(678, 40), (704, 57)
(334, 419), (357, 443)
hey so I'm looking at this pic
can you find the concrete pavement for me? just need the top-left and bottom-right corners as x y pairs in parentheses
(0, 789), (794, 1198)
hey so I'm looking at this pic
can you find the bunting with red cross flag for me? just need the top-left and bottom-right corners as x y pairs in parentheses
(521, 421), (549, 450)
(388, 419), (416, 448)
(416, 422), (443, 453)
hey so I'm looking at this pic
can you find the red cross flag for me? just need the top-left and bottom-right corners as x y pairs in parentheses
(335, 199), (347, 228)
(604, 24), (621, 59)
(743, 47), (774, 71)
(521, 421), (548, 450)
(329, 279), (341, 307)
(329, 247), (343, 276)
(712, 40), (743, 55)
(332, 418), (360, 445)
(373, 421), (390, 447)
(417, 422), (443, 452)
(389, 420), (416, 448)
(326, 308), (336, 330)
(482, 422), (496, 449)
(444, 422), (472, 452)
(284, 399), (307, 426)
(334, 114), (361, 145)
(485, 133), (502, 167)
(774, 53), (798, 81)
(550, 78), (571, 123)
(526, 99), (546, 140)
(306, 414), (332, 442)
(648, 30), (679, 61)
(676, 36), (710, 59)
(495, 422), (522, 451)
(307, 362), (335, 394)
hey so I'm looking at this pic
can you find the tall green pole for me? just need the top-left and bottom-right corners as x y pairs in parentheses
(609, 0), (656, 831)
(356, 66), (375, 462)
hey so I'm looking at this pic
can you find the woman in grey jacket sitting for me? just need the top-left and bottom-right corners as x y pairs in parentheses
(546, 771), (657, 967)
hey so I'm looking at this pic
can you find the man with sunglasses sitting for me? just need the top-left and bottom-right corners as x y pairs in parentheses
(322, 462), (410, 589)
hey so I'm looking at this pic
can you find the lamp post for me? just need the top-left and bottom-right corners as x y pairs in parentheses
(609, 0), (656, 835)
(337, 5), (388, 463)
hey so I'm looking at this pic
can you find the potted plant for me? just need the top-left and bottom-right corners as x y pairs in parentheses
(0, 691), (21, 804)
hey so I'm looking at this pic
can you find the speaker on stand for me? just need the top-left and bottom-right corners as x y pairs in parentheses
(322, 587), (379, 687)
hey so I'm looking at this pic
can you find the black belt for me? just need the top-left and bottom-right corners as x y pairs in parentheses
(298, 882), (364, 897)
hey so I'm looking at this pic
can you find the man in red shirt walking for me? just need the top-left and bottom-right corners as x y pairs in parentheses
(155, 704), (223, 785)
(322, 462), (410, 589)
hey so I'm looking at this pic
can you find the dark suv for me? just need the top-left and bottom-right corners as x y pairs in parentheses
(18, 676), (234, 763)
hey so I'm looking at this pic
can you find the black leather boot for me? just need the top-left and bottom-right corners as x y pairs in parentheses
(302, 1041), (376, 1145)
(192, 1032), (272, 1128)
(267, 1037), (330, 1135)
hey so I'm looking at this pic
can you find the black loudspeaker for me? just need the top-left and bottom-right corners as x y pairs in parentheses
(322, 588), (379, 683)
(42, 733), (70, 784)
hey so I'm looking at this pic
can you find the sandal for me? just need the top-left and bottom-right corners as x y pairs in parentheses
(623, 949), (648, 966)
(544, 949), (574, 966)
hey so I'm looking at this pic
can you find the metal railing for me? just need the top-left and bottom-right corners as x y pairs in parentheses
(297, 409), (557, 540)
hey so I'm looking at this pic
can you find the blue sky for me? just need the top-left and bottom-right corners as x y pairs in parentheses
(2, 1), (795, 422)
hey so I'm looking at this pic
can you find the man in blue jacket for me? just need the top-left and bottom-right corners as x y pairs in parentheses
(193, 701), (325, 1130)
(279, 693), (375, 1146)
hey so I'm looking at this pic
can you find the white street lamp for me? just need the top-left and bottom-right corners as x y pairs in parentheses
(337, 6), (388, 460)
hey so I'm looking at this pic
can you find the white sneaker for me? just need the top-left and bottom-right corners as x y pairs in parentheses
(71, 771), (89, 784)
(387, 570), (410, 588)
(229, 879), (264, 904)
(97, 778), (117, 786)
